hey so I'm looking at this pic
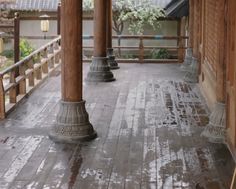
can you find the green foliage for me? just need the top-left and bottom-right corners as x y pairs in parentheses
(83, 0), (94, 11)
(117, 0), (165, 34)
(0, 49), (14, 58)
(151, 48), (170, 59)
(82, 0), (165, 35)
(122, 53), (137, 59)
(20, 39), (34, 59)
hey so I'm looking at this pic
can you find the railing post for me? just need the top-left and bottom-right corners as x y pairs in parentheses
(19, 64), (26, 95)
(42, 48), (49, 74)
(0, 76), (5, 119)
(28, 59), (35, 87)
(54, 41), (60, 64)
(118, 35), (121, 57)
(9, 71), (17, 103)
(35, 52), (42, 80)
(48, 44), (55, 69)
(178, 37), (184, 63)
(139, 37), (144, 63)
(58, 39), (62, 61)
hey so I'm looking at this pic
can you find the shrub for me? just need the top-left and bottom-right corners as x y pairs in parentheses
(1, 49), (14, 58)
(151, 48), (170, 59)
(20, 39), (34, 59)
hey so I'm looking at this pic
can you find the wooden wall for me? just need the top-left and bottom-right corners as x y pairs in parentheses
(191, 0), (236, 159)
(198, 0), (225, 109)
(226, 0), (236, 159)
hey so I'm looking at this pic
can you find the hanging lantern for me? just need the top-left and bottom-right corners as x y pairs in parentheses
(40, 14), (50, 39)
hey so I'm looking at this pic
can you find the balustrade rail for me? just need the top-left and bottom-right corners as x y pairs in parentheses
(83, 35), (188, 63)
(0, 36), (61, 119)
(4, 34), (188, 63)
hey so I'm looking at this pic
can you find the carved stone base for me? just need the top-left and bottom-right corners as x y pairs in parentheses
(86, 57), (115, 82)
(201, 102), (226, 143)
(49, 100), (97, 143)
(184, 57), (198, 83)
(107, 48), (119, 70)
(180, 48), (193, 71)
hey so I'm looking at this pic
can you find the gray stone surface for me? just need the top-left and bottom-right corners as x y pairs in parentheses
(184, 57), (199, 83)
(49, 100), (97, 143)
(181, 48), (193, 71)
(86, 57), (115, 82)
(201, 102), (226, 144)
(107, 48), (120, 70)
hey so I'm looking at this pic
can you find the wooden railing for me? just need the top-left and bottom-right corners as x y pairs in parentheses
(3, 34), (188, 63)
(0, 34), (187, 119)
(0, 36), (61, 119)
(83, 35), (188, 63)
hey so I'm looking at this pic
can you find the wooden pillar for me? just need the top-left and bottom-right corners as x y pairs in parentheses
(178, 18), (185, 63)
(49, 0), (96, 143)
(94, 1), (106, 57)
(61, 0), (82, 102)
(13, 12), (20, 95)
(57, 2), (61, 35)
(184, 0), (199, 83)
(107, 0), (112, 50)
(107, 0), (119, 69)
(188, 0), (194, 49)
(14, 12), (20, 64)
(181, 1), (193, 70)
(86, 0), (115, 82)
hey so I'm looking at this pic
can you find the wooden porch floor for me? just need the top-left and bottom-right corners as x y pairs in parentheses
(0, 63), (234, 189)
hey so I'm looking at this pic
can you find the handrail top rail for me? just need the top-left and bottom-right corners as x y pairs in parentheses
(0, 36), (61, 77)
(83, 34), (189, 39)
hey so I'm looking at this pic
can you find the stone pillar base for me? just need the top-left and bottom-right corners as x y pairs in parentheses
(49, 100), (97, 143)
(180, 48), (193, 71)
(86, 57), (115, 82)
(107, 48), (119, 70)
(184, 57), (198, 83)
(201, 102), (226, 143)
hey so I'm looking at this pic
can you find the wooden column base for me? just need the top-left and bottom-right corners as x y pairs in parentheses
(107, 48), (119, 70)
(180, 48), (193, 71)
(86, 57), (115, 82)
(184, 57), (199, 83)
(201, 102), (226, 143)
(49, 100), (97, 143)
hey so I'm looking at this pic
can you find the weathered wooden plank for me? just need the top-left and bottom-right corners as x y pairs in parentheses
(107, 127), (132, 189)
(0, 64), (233, 189)
(14, 138), (52, 181)
(0, 136), (32, 177)
(142, 127), (157, 184)
(0, 136), (43, 189)
(18, 145), (59, 189)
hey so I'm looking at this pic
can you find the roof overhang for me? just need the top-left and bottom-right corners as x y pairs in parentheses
(165, 0), (189, 18)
